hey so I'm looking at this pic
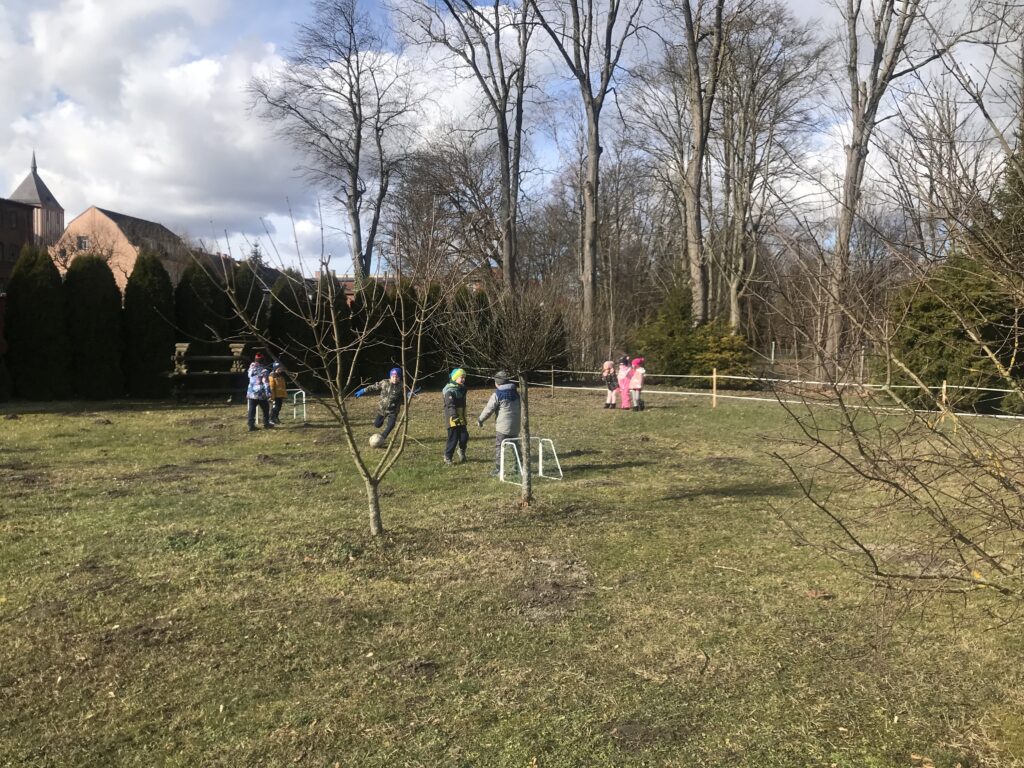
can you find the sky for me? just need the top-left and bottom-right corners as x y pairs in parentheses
(0, 0), (835, 274)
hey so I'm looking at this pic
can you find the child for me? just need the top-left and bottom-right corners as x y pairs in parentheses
(355, 367), (404, 443)
(477, 371), (521, 476)
(442, 368), (469, 465)
(617, 355), (633, 411)
(268, 361), (288, 425)
(601, 360), (618, 408)
(629, 357), (646, 411)
(246, 353), (273, 431)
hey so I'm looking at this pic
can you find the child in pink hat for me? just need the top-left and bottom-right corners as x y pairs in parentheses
(628, 357), (646, 411)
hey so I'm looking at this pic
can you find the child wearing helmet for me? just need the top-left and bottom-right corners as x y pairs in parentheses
(354, 367), (405, 443)
(442, 368), (469, 465)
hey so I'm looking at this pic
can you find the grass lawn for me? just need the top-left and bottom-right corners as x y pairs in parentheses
(2, 388), (1023, 767)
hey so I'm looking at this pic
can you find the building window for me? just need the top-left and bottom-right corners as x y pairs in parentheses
(76, 236), (90, 251)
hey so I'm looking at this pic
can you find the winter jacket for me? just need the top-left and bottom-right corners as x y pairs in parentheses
(629, 366), (646, 390)
(617, 364), (633, 409)
(364, 378), (403, 415)
(269, 371), (288, 399)
(478, 383), (521, 436)
(442, 382), (468, 427)
(246, 362), (271, 400)
(601, 370), (618, 391)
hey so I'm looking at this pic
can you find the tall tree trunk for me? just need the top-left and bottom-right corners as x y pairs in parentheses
(685, 162), (708, 325)
(519, 375), (533, 505)
(582, 115), (601, 361)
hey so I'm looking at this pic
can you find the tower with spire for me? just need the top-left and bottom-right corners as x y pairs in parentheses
(9, 153), (64, 247)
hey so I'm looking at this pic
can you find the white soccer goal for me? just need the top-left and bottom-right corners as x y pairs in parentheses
(290, 389), (307, 422)
(499, 437), (563, 484)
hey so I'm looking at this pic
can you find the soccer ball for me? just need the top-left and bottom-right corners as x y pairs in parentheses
(368, 433), (385, 448)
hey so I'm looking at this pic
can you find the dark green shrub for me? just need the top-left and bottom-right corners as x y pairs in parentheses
(64, 255), (124, 399)
(123, 252), (175, 397)
(0, 355), (11, 401)
(886, 254), (1022, 413)
(4, 245), (71, 399)
(631, 284), (753, 383)
(175, 260), (231, 365)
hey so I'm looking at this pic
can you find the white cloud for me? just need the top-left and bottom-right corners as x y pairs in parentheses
(0, 0), (346, 272)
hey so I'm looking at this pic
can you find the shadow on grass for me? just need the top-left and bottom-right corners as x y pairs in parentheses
(662, 481), (797, 501)
(569, 460), (655, 473)
(558, 448), (600, 459)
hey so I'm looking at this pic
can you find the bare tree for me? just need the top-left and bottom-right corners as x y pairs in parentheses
(249, 0), (416, 289)
(207, 225), (457, 537)
(529, 0), (644, 360)
(707, 1), (827, 332)
(397, 0), (535, 290)
(775, 1), (1024, 615)
(440, 282), (568, 504)
(821, 0), (965, 374)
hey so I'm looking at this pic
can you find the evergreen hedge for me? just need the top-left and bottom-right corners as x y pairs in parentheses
(631, 284), (753, 383)
(123, 252), (175, 397)
(65, 255), (124, 399)
(4, 245), (71, 399)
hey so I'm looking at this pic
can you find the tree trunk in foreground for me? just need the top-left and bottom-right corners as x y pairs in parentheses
(519, 374), (533, 504)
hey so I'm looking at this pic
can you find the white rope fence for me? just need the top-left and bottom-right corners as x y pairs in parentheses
(527, 368), (1024, 422)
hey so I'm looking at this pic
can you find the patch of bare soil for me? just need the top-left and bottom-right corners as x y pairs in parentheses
(512, 556), (592, 622)
(59, 558), (127, 597)
(100, 618), (191, 648)
(121, 463), (208, 488)
(390, 657), (440, 680)
(0, 459), (32, 471)
(181, 436), (219, 447)
(605, 718), (696, 748)
(299, 470), (333, 484)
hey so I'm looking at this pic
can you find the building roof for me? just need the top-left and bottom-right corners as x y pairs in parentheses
(96, 207), (185, 252)
(9, 153), (61, 210)
(0, 197), (37, 212)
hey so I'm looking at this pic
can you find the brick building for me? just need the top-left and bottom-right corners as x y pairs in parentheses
(0, 198), (34, 293)
(54, 206), (193, 291)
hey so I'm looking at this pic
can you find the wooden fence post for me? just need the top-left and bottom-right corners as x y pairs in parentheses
(712, 368), (718, 409)
(550, 368), (555, 397)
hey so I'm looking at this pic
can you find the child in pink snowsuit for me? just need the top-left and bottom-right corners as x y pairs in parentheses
(617, 356), (633, 410)
(629, 357), (646, 410)
(601, 360), (618, 408)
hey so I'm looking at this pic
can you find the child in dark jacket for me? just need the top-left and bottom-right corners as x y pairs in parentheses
(442, 368), (469, 465)
(356, 367), (404, 442)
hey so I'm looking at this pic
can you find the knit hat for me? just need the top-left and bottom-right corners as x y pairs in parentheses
(631, 357), (645, 367)
(254, 353), (265, 361)
(389, 367), (401, 378)
(493, 370), (509, 386)
(450, 367), (466, 382)
(272, 361), (282, 370)
(619, 356), (629, 366)
(602, 360), (615, 371)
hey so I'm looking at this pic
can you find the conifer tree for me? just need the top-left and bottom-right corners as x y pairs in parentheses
(4, 245), (71, 399)
(175, 260), (230, 363)
(123, 251), (175, 397)
(64, 255), (124, 398)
